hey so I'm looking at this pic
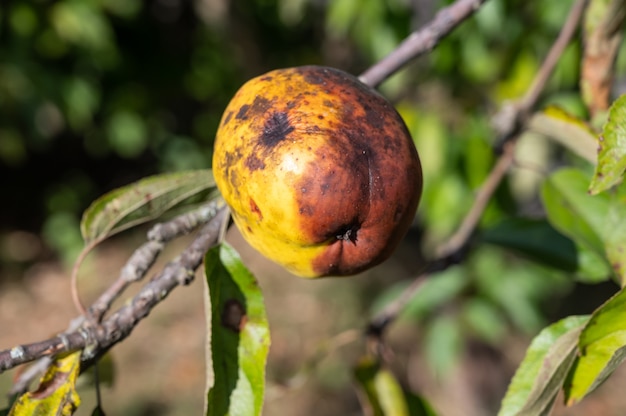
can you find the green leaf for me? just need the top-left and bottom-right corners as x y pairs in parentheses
(204, 242), (270, 416)
(481, 218), (578, 272)
(590, 94), (626, 194)
(9, 351), (82, 416)
(354, 357), (411, 416)
(604, 183), (626, 281)
(81, 169), (217, 245)
(424, 316), (463, 379)
(405, 392), (438, 416)
(498, 316), (589, 416)
(564, 285), (626, 405)
(541, 168), (612, 281)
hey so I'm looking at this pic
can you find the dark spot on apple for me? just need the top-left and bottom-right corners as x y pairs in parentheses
(261, 112), (294, 147)
(236, 104), (250, 120)
(301, 67), (327, 85)
(299, 204), (314, 216)
(245, 153), (265, 172)
(249, 198), (263, 221)
(223, 111), (233, 126)
(221, 299), (247, 333)
(363, 102), (385, 129)
(250, 95), (272, 114)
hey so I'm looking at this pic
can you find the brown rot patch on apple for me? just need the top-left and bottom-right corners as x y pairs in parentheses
(249, 198), (263, 221)
(221, 299), (247, 333)
(261, 112), (294, 147)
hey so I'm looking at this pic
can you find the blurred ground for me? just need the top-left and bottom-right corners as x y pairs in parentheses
(2, 227), (626, 416)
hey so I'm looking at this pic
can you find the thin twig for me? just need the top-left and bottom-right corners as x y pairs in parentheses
(522, 0), (589, 111)
(495, 0), (589, 148)
(358, 0), (488, 88)
(437, 141), (516, 257)
(367, 0), (588, 338)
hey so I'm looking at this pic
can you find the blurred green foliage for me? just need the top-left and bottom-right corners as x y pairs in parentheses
(1, 0), (624, 396)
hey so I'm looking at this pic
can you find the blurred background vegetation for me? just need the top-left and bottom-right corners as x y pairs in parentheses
(2, 0), (626, 415)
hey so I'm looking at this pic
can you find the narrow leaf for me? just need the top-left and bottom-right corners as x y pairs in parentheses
(481, 218), (578, 272)
(498, 316), (589, 416)
(565, 285), (626, 404)
(204, 242), (270, 416)
(528, 107), (598, 163)
(590, 94), (626, 193)
(81, 169), (217, 245)
(354, 357), (411, 416)
(9, 351), (82, 416)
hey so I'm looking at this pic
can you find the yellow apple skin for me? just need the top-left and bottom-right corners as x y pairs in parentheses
(213, 66), (422, 278)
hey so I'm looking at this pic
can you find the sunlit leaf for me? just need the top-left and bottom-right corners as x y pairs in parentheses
(9, 351), (82, 416)
(354, 357), (413, 416)
(81, 169), (217, 245)
(541, 168), (612, 281)
(564, 285), (626, 405)
(481, 218), (578, 272)
(590, 94), (626, 193)
(498, 316), (588, 416)
(528, 106), (597, 163)
(204, 242), (270, 416)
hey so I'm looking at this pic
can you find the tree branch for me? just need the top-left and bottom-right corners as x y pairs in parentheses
(358, 0), (488, 88)
(89, 200), (224, 323)
(1, 206), (228, 382)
